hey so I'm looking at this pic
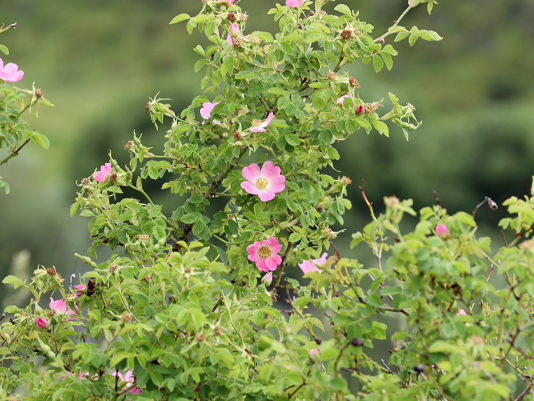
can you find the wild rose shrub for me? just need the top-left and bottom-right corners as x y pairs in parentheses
(3, 1), (534, 400)
(0, 23), (52, 194)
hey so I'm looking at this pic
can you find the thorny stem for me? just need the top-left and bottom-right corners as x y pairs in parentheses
(375, 5), (413, 42)
(515, 385), (533, 401)
(359, 180), (377, 221)
(0, 23), (17, 35)
(0, 138), (31, 168)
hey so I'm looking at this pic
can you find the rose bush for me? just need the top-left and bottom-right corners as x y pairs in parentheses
(3, 1), (534, 400)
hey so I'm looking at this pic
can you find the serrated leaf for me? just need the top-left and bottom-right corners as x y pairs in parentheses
(394, 32), (409, 42)
(408, 33), (418, 47)
(419, 30), (443, 41)
(289, 233), (302, 242)
(334, 4), (352, 16)
(372, 55), (383, 73)
(283, 33), (303, 42)
(170, 13), (191, 24)
(31, 132), (50, 149)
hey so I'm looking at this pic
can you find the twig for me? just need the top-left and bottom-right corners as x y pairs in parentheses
(273, 242), (292, 288)
(472, 196), (498, 219)
(0, 138), (31, 168)
(381, 358), (395, 374)
(288, 381), (306, 399)
(515, 385), (532, 401)
(501, 230), (508, 247)
(359, 180), (377, 221)
(433, 190), (442, 209)
(0, 312), (5, 323)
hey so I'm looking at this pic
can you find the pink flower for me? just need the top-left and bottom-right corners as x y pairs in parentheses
(457, 309), (467, 316)
(249, 112), (274, 133)
(113, 371), (141, 394)
(298, 253), (327, 274)
(0, 59), (24, 82)
(262, 272), (273, 286)
(241, 160), (285, 202)
(35, 317), (49, 328)
(309, 348), (320, 356)
(74, 285), (85, 297)
(435, 223), (450, 238)
(246, 237), (282, 272)
(227, 23), (240, 45)
(286, 0), (305, 7)
(94, 163), (112, 183)
(50, 297), (77, 320)
(200, 101), (220, 119)
(337, 95), (351, 105)
(356, 105), (364, 114)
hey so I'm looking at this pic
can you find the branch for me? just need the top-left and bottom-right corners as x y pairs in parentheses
(273, 241), (292, 288)
(0, 138), (31, 168)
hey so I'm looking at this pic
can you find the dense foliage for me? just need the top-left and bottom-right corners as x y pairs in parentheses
(2, 1), (534, 400)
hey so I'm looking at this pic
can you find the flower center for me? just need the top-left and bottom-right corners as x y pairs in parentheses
(255, 177), (268, 189)
(251, 119), (262, 127)
(258, 245), (272, 259)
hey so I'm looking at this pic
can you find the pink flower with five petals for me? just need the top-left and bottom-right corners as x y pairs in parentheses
(246, 237), (282, 272)
(249, 112), (274, 133)
(50, 297), (77, 321)
(298, 253), (328, 274)
(286, 0), (305, 7)
(94, 163), (112, 183)
(457, 309), (467, 316)
(0, 59), (24, 82)
(241, 161), (285, 202)
(200, 101), (220, 119)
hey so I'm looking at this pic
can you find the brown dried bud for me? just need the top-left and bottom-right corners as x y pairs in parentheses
(385, 196), (400, 208)
(214, 325), (222, 336)
(121, 313), (132, 323)
(144, 101), (151, 111)
(35, 89), (43, 99)
(341, 176), (352, 185)
(81, 177), (90, 186)
(196, 332), (206, 342)
(520, 240), (534, 249)
(306, 12), (315, 18)
(184, 267), (191, 273)
(137, 234), (149, 241)
(109, 173), (118, 183)
(56, 272), (65, 284)
(262, 44), (272, 53)
(349, 77), (360, 88)
(227, 12), (236, 22)
(244, 348), (253, 355)
(233, 131), (242, 142)
(407, 102), (416, 112)
(108, 263), (118, 272)
(323, 227), (336, 239)
(251, 119), (262, 127)
(320, 10), (327, 16)
(353, 28), (361, 36)
(270, 290), (278, 302)
(341, 30), (352, 40)
(239, 13), (248, 22)
(351, 338), (363, 347)
(124, 140), (133, 150)
(46, 310), (56, 318)
(471, 335), (485, 344)
(248, 35), (261, 45)
(326, 72), (338, 80)
(46, 267), (56, 276)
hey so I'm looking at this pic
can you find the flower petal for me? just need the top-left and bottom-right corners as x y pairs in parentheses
(249, 127), (266, 133)
(260, 160), (280, 178)
(257, 190), (275, 202)
(255, 258), (269, 272)
(241, 181), (259, 195)
(241, 163), (261, 182)
(261, 112), (274, 127)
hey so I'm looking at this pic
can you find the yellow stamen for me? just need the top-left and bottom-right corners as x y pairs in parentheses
(255, 177), (268, 189)
(258, 246), (272, 259)
(251, 119), (262, 127)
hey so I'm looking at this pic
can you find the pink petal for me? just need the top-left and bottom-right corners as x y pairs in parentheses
(457, 309), (467, 316)
(0, 59), (3, 70)
(241, 181), (259, 195)
(249, 127), (267, 133)
(356, 105), (364, 114)
(260, 161), (279, 178)
(255, 258), (269, 272)
(227, 34), (233, 46)
(261, 112), (274, 128)
(257, 190), (276, 202)
(4, 63), (19, 74)
(230, 24), (239, 34)
(314, 253), (328, 265)
(268, 181), (286, 194)
(241, 163), (261, 182)
(246, 243), (259, 261)
(265, 254), (282, 270)
(266, 237), (282, 253)
(102, 163), (112, 175)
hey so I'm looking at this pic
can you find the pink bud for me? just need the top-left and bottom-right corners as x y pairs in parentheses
(309, 348), (320, 356)
(435, 223), (450, 238)
(74, 285), (85, 297)
(262, 272), (273, 286)
(457, 309), (467, 316)
(356, 105), (363, 114)
(35, 317), (49, 328)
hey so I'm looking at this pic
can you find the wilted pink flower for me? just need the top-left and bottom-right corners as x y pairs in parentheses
(94, 163), (112, 183)
(309, 348), (320, 356)
(241, 160), (285, 202)
(435, 223), (450, 238)
(227, 23), (240, 45)
(35, 317), (49, 328)
(113, 371), (141, 394)
(298, 253), (328, 274)
(249, 112), (274, 133)
(286, 0), (305, 7)
(200, 101), (220, 119)
(74, 285), (85, 297)
(0, 59), (24, 82)
(246, 237), (282, 272)
(457, 309), (467, 316)
(262, 272), (273, 286)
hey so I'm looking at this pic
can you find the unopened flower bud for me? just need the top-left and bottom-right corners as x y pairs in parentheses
(124, 141), (133, 150)
(46, 267), (56, 276)
(341, 30), (352, 40)
(435, 223), (450, 239)
(323, 227), (336, 239)
(349, 77), (360, 88)
(214, 325), (222, 336)
(108, 263), (118, 272)
(326, 72), (338, 80)
(262, 272), (273, 286)
(227, 12), (236, 22)
(351, 338), (363, 347)
(341, 176), (352, 185)
(385, 196), (399, 207)
(196, 332), (206, 342)
(121, 313), (132, 323)
(35, 89), (44, 98)
(356, 105), (364, 114)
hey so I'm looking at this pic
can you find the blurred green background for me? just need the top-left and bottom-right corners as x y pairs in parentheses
(1, 0), (534, 310)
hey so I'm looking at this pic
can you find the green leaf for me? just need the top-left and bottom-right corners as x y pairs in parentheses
(191, 15), (213, 24)
(289, 233), (302, 242)
(408, 33), (419, 47)
(170, 14), (191, 24)
(334, 4), (352, 16)
(285, 133), (300, 147)
(283, 33), (303, 42)
(394, 32), (409, 42)
(194, 59), (207, 73)
(31, 132), (50, 149)
(0, 45), (8, 55)
(373, 55), (383, 73)
(419, 30), (443, 41)
(277, 96), (291, 109)
(381, 52), (393, 71)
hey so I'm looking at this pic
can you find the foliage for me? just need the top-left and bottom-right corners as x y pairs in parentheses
(2, 1), (534, 401)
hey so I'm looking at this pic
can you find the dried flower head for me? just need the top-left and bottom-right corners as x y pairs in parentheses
(307, 11), (315, 18)
(46, 310), (56, 318)
(326, 72), (338, 80)
(349, 77), (360, 88)
(110, 173), (118, 183)
(144, 101), (150, 111)
(234, 131), (242, 142)
(214, 325), (222, 336)
(407, 102), (416, 112)
(323, 227), (336, 239)
(520, 240), (534, 249)
(108, 263), (118, 272)
(46, 267), (56, 276)
(35, 89), (44, 99)
(227, 12), (236, 22)
(341, 176), (352, 185)
(121, 313), (132, 323)
(239, 13), (248, 22)
(81, 177), (90, 186)
(471, 335), (485, 344)
(341, 29), (352, 39)
(184, 267), (192, 273)
(124, 140), (133, 150)
(248, 35), (261, 45)
(137, 234), (150, 241)
(196, 332), (206, 342)
(262, 44), (272, 53)
(385, 196), (400, 207)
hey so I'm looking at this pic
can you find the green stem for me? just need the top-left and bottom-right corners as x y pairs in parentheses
(0, 137), (31, 168)
(375, 5), (413, 42)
